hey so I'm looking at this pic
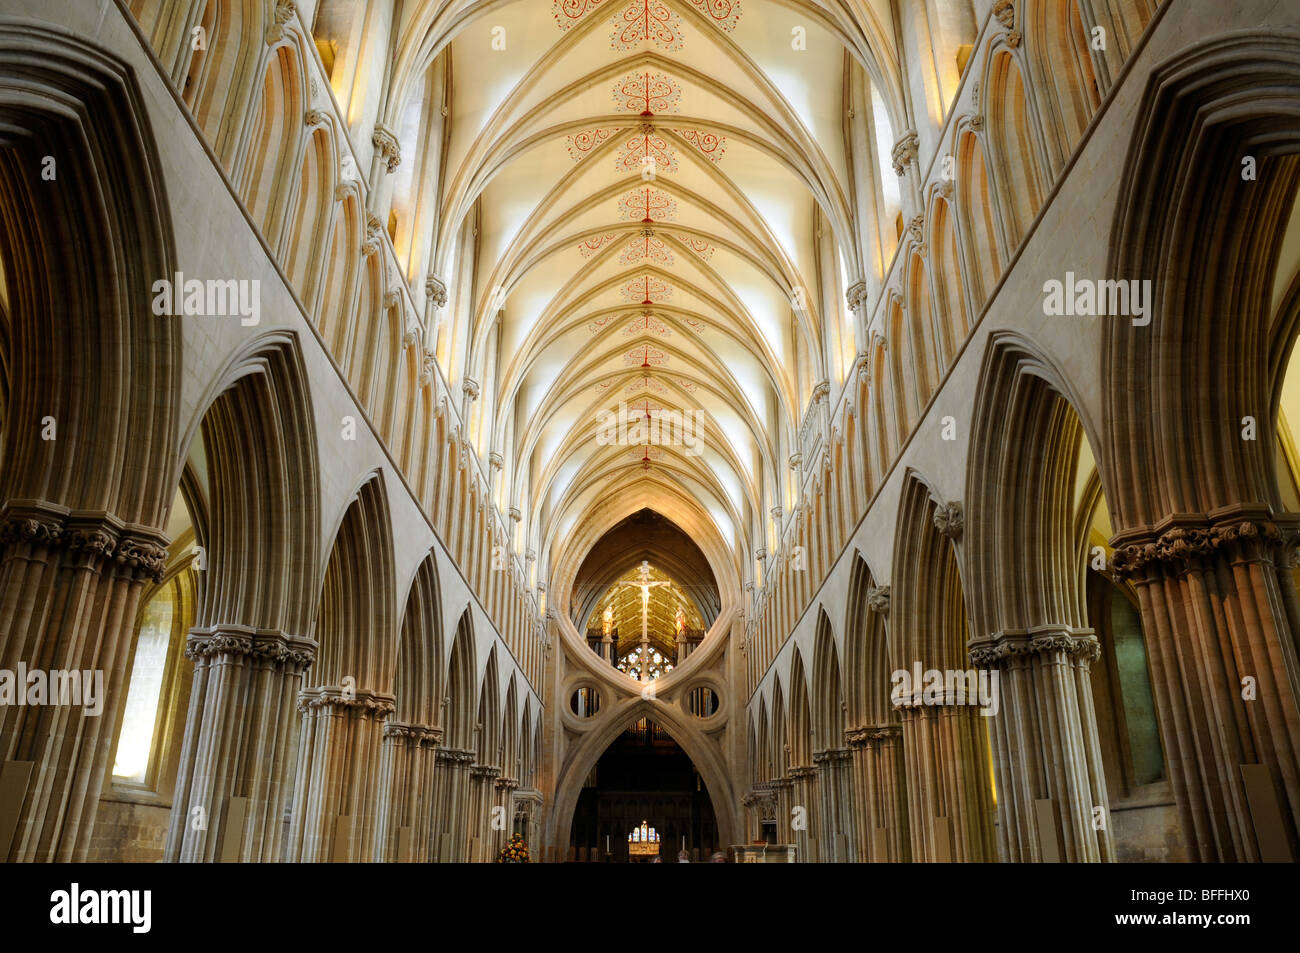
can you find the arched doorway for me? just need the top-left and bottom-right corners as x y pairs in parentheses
(569, 716), (720, 862)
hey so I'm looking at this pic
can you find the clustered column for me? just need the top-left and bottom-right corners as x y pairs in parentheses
(374, 723), (442, 862)
(286, 688), (396, 862)
(0, 504), (168, 861)
(813, 747), (853, 861)
(1111, 512), (1300, 861)
(970, 629), (1113, 862)
(430, 746), (476, 861)
(844, 725), (909, 861)
(166, 627), (314, 862)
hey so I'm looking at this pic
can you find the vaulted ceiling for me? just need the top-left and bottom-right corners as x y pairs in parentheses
(383, 0), (908, 598)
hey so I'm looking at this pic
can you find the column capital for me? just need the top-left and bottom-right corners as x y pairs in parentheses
(297, 685), (396, 718)
(866, 584), (890, 615)
(186, 625), (316, 672)
(371, 123), (401, 173)
(968, 626), (1100, 667)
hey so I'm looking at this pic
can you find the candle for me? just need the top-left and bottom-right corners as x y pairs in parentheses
(606, 835), (610, 853)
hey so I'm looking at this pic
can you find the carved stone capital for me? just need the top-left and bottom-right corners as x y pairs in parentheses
(844, 724), (901, 747)
(383, 722), (443, 747)
(426, 276), (448, 307)
(933, 501), (964, 541)
(846, 280), (868, 313)
(304, 109), (329, 128)
(866, 584), (891, 615)
(968, 627), (1101, 668)
(266, 0), (295, 43)
(906, 214), (925, 244)
(362, 213), (384, 256)
(297, 686), (397, 718)
(462, 378), (481, 400)
(371, 124), (401, 173)
(890, 129), (920, 176)
(436, 746), (477, 766)
(185, 625), (316, 673)
(1111, 512), (1291, 581)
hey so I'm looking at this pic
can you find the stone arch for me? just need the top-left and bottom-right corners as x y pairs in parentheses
(393, 551), (443, 727)
(1101, 31), (1300, 861)
(891, 471), (997, 862)
(985, 50), (1050, 250)
(844, 553), (889, 728)
(289, 471), (398, 862)
(1023, 0), (1103, 163)
(842, 551), (909, 861)
(547, 697), (740, 853)
(0, 24), (180, 861)
(964, 331), (1113, 862)
(309, 471), (398, 693)
(236, 39), (305, 240)
(167, 331), (321, 863)
(926, 192), (971, 367)
(955, 129), (1002, 305)
(284, 124), (338, 299)
(443, 609), (478, 751)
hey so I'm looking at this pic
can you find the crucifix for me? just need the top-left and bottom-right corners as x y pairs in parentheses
(613, 559), (672, 680)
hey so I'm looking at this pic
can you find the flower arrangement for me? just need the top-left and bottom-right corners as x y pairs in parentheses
(496, 832), (530, 863)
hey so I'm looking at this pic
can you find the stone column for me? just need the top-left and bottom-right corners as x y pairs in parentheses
(1111, 513), (1300, 861)
(813, 748), (853, 861)
(0, 504), (168, 861)
(467, 763), (502, 861)
(788, 766), (818, 861)
(846, 725), (910, 861)
(770, 776), (793, 845)
(970, 628), (1113, 862)
(285, 687), (395, 862)
(491, 775), (518, 860)
(430, 746), (475, 861)
(165, 626), (315, 862)
(898, 701), (996, 862)
(373, 722), (442, 862)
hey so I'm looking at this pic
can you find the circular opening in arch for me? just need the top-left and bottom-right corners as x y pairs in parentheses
(687, 686), (720, 718)
(569, 687), (601, 717)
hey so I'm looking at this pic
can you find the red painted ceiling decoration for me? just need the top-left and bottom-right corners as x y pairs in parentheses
(627, 445), (665, 463)
(623, 311), (672, 337)
(578, 233), (620, 258)
(675, 234), (715, 259)
(686, 0), (743, 32)
(555, 0), (744, 36)
(619, 187), (678, 222)
(681, 316), (708, 333)
(620, 274), (674, 304)
(613, 70), (682, 116)
(673, 128), (727, 163)
(587, 314), (620, 332)
(553, 0), (611, 28)
(612, 1), (684, 51)
(626, 373), (668, 395)
(674, 377), (700, 394)
(623, 343), (669, 366)
(628, 397), (666, 418)
(567, 127), (620, 162)
(619, 230), (675, 266)
(617, 125), (679, 174)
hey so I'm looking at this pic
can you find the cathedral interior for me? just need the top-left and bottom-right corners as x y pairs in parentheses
(1, 0), (1300, 870)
